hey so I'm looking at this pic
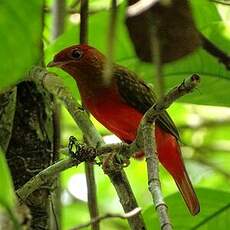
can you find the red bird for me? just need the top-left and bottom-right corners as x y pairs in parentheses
(48, 44), (200, 215)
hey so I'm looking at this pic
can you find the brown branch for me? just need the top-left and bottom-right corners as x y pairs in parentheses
(142, 119), (172, 230)
(79, 1), (100, 229)
(80, 0), (88, 44)
(70, 208), (141, 230)
(84, 162), (99, 230)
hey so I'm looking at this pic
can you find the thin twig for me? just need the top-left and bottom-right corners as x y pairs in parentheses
(85, 162), (100, 230)
(141, 112), (171, 230)
(80, 0), (88, 44)
(70, 208), (141, 230)
(149, 16), (164, 100)
(51, 0), (66, 229)
(16, 158), (76, 203)
(52, 0), (66, 40)
(79, 1), (100, 229)
(103, 0), (118, 85)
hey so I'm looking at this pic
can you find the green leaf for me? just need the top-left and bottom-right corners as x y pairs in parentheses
(143, 188), (230, 230)
(0, 148), (15, 209)
(0, 0), (43, 92)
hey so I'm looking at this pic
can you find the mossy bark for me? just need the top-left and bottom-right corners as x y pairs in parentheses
(6, 81), (56, 230)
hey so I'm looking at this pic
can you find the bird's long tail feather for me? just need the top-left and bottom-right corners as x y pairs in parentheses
(155, 124), (200, 215)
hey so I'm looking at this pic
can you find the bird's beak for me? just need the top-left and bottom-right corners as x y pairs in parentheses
(47, 61), (60, 67)
(47, 61), (56, 67)
(47, 60), (73, 67)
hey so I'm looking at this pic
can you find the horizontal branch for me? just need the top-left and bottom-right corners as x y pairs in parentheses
(16, 141), (131, 202)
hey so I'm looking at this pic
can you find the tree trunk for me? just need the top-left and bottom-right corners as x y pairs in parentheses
(6, 81), (56, 229)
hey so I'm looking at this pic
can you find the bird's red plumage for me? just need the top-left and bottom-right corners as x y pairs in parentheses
(48, 44), (200, 215)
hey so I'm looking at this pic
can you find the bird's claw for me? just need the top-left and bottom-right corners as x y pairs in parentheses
(102, 152), (130, 174)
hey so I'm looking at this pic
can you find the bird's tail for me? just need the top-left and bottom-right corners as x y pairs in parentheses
(155, 124), (200, 215)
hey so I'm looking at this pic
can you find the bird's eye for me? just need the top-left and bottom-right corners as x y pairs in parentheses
(71, 49), (83, 60)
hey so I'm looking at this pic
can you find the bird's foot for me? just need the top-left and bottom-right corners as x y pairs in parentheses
(102, 152), (130, 174)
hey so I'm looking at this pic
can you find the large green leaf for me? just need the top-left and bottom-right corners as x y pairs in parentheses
(46, 0), (230, 106)
(0, 0), (43, 92)
(0, 148), (15, 209)
(143, 188), (230, 230)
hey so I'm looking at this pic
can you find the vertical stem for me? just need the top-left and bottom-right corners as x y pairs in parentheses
(51, 0), (66, 228)
(103, 0), (118, 84)
(80, 0), (88, 44)
(80, 1), (100, 230)
(52, 0), (66, 39)
(85, 162), (100, 230)
(145, 11), (172, 230)
(108, 171), (146, 230)
(142, 122), (172, 230)
(149, 16), (164, 99)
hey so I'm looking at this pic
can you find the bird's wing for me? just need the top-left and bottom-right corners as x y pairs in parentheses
(114, 66), (180, 140)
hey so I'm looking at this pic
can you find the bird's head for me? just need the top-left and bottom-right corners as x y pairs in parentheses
(47, 44), (105, 80)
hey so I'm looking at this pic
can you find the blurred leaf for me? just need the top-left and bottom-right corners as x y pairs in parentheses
(126, 0), (200, 63)
(0, 0), (43, 92)
(143, 188), (230, 230)
(0, 148), (15, 209)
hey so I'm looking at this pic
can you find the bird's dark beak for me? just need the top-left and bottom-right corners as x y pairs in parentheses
(47, 61), (60, 67)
